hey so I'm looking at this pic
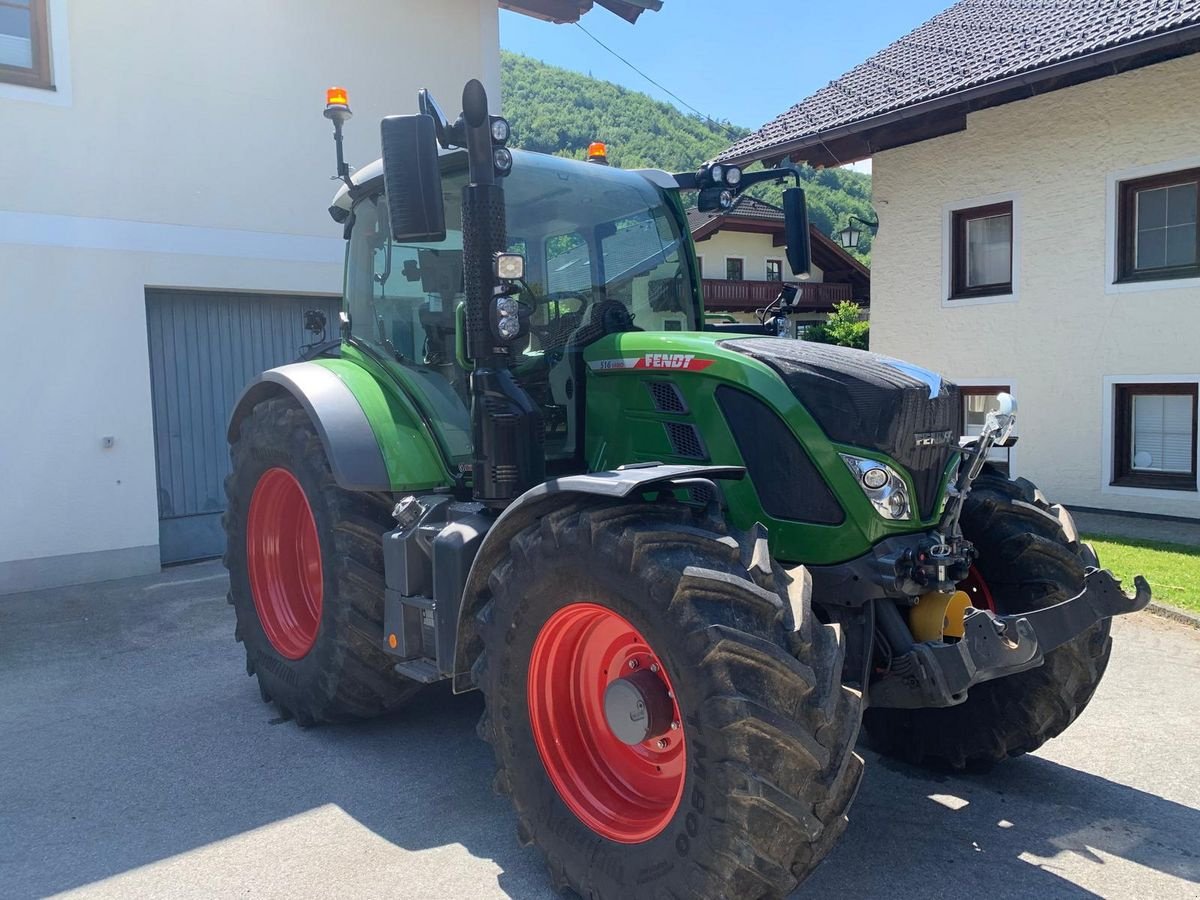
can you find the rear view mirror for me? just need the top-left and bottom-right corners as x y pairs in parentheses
(380, 114), (446, 243)
(783, 187), (812, 277)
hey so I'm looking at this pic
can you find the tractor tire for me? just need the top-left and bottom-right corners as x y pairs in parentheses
(475, 499), (864, 900)
(222, 395), (421, 725)
(863, 467), (1112, 770)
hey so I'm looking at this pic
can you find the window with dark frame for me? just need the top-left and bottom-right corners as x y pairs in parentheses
(725, 258), (743, 281)
(765, 259), (783, 282)
(1117, 169), (1200, 282)
(959, 385), (1013, 475)
(1112, 383), (1198, 491)
(0, 0), (52, 89)
(950, 202), (1013, 300)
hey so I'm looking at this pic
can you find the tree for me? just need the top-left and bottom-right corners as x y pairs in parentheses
(806, 301), (869, 350)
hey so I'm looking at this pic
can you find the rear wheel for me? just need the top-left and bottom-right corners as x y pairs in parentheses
(223, 396), (421, 724)
(863, 469), (1112, 770)
(477, 500), (863, 899)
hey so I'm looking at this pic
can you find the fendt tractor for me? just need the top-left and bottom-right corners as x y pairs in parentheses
(223, 82), (1150, 899)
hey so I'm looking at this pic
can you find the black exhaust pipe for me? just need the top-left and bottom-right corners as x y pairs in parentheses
(458, 80), (544, 508)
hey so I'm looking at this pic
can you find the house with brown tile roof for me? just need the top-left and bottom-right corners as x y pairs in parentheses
(685, 196), (870, 336)
(721, 0), (1200, 521)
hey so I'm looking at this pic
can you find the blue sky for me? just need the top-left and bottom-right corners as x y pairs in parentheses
(500, 1), (950, 131)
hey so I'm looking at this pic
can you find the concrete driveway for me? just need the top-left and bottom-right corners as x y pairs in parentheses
(2, 562), (1198, 900)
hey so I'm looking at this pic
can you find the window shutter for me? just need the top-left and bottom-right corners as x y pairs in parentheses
(1132, 394), (1194, 473)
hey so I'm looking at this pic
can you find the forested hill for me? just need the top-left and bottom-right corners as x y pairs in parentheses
(500, 51), (874, 262)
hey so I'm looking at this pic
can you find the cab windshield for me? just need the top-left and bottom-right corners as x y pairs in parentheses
(344, 150), (699, 462)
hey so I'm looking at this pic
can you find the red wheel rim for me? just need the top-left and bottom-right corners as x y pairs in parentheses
(959, 565), (995, 612)
(246, 467), (323, 660)
(527, 603), (685, 843)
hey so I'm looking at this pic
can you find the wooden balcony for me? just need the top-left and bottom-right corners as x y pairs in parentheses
(701, 278), (854, 312)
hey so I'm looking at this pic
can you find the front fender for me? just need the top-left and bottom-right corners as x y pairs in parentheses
(450, 463), (745, 693)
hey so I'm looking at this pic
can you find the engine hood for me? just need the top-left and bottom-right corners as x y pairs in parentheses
(718, 338), (960, 518)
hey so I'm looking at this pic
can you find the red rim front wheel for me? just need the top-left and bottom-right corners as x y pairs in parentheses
(959, 565), (995, 612)
(527, 603), (685, 844)
(246, 467), (324, 660)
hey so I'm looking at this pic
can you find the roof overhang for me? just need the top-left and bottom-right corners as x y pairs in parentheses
(722, 22), (1200, 169)
(500, 0), (662, 24)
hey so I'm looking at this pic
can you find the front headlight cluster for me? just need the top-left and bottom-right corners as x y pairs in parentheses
(840, 454), (911, 520)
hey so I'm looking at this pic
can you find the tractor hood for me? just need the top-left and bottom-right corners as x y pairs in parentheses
(718, 338), (960, 519)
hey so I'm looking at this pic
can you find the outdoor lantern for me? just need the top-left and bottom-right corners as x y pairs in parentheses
(838, 222), (860, 249)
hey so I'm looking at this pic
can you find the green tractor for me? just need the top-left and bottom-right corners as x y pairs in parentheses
(223, 81), (1149, 899)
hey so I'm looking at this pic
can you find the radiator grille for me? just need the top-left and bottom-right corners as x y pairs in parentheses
(664, 421), (706, 459)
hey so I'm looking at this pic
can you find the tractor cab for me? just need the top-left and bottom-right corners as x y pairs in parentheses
(334, 147), (703, 470)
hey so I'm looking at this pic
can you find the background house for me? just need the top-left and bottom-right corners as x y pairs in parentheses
(0, 0), (660, 594)
(721, 0), (1200, 522)
(687, 196), (870, 335)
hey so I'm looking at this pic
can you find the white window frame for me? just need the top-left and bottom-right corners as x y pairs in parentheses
(953, 376), (1019, 475)
(1101, 374), (1200, 500)
(0, 0), (70, 107)
(765, 257), (784, 282)
(941, 191), (1021, 308)
(724, 256), (745, 281)
(1105, 155), (1200, 295)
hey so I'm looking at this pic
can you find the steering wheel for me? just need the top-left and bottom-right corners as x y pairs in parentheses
(527, 290), (592, 349)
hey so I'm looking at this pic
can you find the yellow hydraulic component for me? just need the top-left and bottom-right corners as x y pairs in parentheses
(909, 590), (973, 642)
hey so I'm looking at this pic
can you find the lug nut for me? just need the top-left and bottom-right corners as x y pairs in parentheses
(656, 738), (669, 749)
(649, 663), (659, 673)
(628, 659), (639, 670)
(670, 721), (679, 731)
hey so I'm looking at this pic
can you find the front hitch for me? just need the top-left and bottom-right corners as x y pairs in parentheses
(870, 568), (1150, 709)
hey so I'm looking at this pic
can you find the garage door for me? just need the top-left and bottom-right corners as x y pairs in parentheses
(146, 289), (342, 564)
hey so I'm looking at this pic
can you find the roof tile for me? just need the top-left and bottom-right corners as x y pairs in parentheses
(721, 0), (1200, 162)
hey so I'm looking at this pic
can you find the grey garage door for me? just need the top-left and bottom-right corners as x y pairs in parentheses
(146, 289), (342, 564)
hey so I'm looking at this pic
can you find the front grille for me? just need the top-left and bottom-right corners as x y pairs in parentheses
(716, 386), (844, 525)
(719, 338), (958, 519)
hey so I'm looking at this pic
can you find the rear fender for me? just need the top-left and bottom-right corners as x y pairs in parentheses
(227, 361), (450, 493)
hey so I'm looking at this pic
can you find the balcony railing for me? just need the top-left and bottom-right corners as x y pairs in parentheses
(701, 279), (854, 311)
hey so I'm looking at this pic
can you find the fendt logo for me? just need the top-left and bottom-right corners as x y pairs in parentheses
(588, 355), (715, 373)
(914, 430), (955, 447)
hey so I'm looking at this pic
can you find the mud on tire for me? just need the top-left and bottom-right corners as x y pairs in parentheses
(223, 396), (420, 725)
(864, 467), (1112, 770)
(476, 499), (864, 900)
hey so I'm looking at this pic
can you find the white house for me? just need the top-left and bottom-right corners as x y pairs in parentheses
(0, 0), (662, 594)
(687, 196), (870, 335)
(721, 0), (1200, 522)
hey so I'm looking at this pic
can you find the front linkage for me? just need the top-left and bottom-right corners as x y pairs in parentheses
(817, 394), (1150, 710)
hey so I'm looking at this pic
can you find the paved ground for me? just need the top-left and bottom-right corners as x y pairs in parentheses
(1073, 509), (1200, 546)
(2, 561), (1199, 900)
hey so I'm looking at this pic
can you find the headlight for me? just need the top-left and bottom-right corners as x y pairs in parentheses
(496, 315), (521, 339)
(840, 454), (912, 520)
(490, 117), (510, 144)
(725, 166), (742, 186)
(710, 164), (723, 183)
(493, 146), (513, 174)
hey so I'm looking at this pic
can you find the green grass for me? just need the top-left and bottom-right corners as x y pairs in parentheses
(1083, 534), (1200, 614)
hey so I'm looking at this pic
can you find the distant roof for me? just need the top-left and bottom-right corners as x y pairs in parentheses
(721, 0), (1200, 167)
(688, 197), (871, 299)
(686, 195), (784, 234)
(500, 0), (662, 24)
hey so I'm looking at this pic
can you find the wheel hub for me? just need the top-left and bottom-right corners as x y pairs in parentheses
(246, 467), (323, 660)
(527, 603), (685, 844)
(603, 668), (674, 745)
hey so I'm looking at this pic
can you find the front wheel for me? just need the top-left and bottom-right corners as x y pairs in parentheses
(864, 469), (1112, 770)
(476, 500), (863, 899)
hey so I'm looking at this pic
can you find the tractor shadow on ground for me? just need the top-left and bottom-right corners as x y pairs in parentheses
(2, 569), (1197, 900)
(799, 748), (1200, 899)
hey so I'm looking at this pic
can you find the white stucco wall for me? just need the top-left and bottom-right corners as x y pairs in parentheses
(0, 0), (502, 591)
(695, 231), (824, 282)
(870, 54), (1200, 519)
